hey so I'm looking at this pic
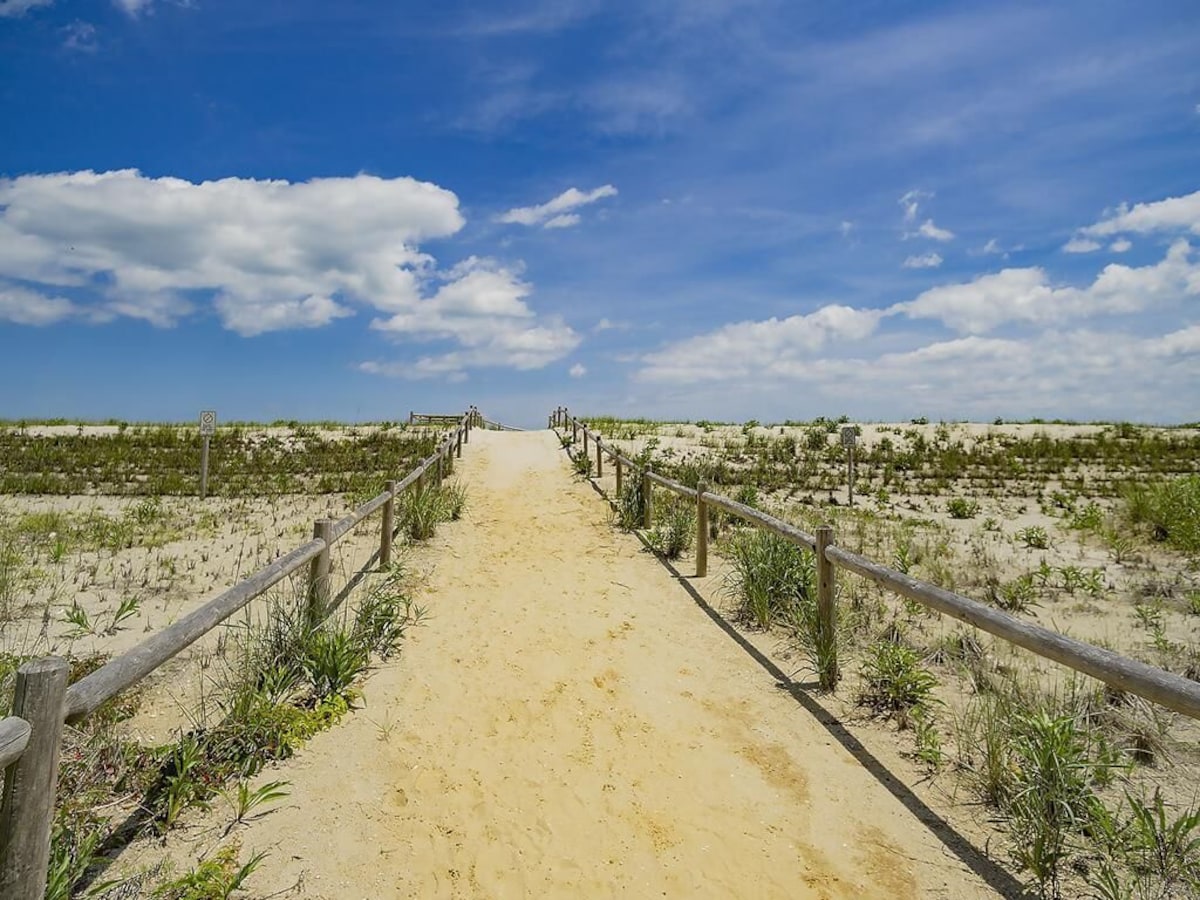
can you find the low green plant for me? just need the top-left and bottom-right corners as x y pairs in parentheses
(222, 779), (290, 828)
(615, 473), (647, 531)
(302, 623), (370, 700)
(857, 637), (937, 718)
(947, 497), (980, 519)
(1017, 525), (1050, 549)
(647, 496), (695, 560)
(1006, 711), (1103, 899)
(571, 449), (593, 477)
(151, 843), (267, 899)
(1122, 475), (1200, 552)
(724, 530), (814, 630)
(399, 486), (447, 541)
(1086, 789), (1200, 900)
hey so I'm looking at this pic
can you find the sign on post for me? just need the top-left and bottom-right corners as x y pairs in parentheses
(199, 410), (216, 498)
(841, 426), (857, 506)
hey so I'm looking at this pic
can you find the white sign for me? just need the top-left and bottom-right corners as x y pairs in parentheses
(199, 409), (217, 436)
(840, 425), (858, 448)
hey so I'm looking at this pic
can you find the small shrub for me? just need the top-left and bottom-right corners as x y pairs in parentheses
(648, 496), (695, 560)
(724, 530), (814, 630)
(947, 497), (980, 519)
(1122, 475), (1200, 552)
(857, 638), (937, 717)
(1017, 526), (1050, 549)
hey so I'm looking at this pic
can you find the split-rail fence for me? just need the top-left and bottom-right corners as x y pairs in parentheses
(0, 409), (483, 899)
(550, 406), (1200, 721)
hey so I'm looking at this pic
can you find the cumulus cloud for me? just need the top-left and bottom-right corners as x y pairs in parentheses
(498, 185), (617, 228)
(897, 240), (1196, 333)
(0, 169), (576, 375)
(569, 363), (587, 378)
(639, 305), (882, 383)
(0, 284), (85, 326)
(637, 240), (1200, 420)
(1082, 189), (1200, 237)
(1063, 237), (1102, 253)
(0, 0), (53, 16)
(916, 219), (955, 241)
(1110, 238), (1132, 253)
(902, 252), (943, 269)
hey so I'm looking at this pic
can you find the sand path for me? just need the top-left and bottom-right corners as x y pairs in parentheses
(232, 430), (1004, 899)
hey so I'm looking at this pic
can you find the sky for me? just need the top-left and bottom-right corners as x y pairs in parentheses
(1, 1), (1198, 427)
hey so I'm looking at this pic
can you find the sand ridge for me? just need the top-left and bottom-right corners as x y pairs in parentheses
(205, 429), (1003, 898)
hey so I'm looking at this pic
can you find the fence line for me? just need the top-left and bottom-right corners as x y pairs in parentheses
(550, 406), (1200, 721)
(0, 410), (478, 899)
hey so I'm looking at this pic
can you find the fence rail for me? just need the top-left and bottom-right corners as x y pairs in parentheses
(0, 410), (478, 899)
(550, 406), (1200, 722)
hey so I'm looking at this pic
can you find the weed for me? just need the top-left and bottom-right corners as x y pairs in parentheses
(857, 637), (937, 718)
(1017, 526), (1050, 549)
(647, 496), (695, 560)
(947, 497), (980, 519)
(1006, 711), (1101, 899)
(724, 530), (814, 630)
(151, 842), (267, 899)
(222, 779), (290, 827)
(302, 623), (370, 700)
(1122, 476), (1200, 552)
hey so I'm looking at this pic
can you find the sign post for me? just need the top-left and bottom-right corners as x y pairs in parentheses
(199, 410), (216, 499)
(840, 425), (857, 507)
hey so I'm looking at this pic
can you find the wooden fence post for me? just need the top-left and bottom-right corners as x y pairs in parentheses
(0, 656), (69, 900)
(463, 414), (470, 443)
(380, 481), (396, 569)
(696, 482), (708, 577)
(583, 428), (589, 456)
(436, 448), (444, 484)
(595, 439), (603, 478)
(456, 427), (463, 459)
(815, 525), (839, 690)
(308, 518), (334, 624)
(642, 470), (653, 529)
(572, 421), (578, 442)
(615, 456), (623, 497)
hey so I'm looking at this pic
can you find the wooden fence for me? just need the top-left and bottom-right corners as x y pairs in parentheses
(550, 406), (1200, 721)
(0, 411), (478, 899)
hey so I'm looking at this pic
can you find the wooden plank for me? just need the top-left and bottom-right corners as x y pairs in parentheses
(0, 658), (68, 900)
(826, 545), (1200, 720)
(0, 718), (30, 771)
(64, 539), (324, 722)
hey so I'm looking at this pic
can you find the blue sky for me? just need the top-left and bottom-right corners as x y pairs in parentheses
(1, 0), (1198, 427)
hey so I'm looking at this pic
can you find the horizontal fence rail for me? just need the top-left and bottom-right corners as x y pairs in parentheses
(552, 406), (1200, 722)
(1, 410), (480, 899)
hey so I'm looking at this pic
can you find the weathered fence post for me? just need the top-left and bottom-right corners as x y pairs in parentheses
(436, 447), (444, 484)
(583, 428), (589, 455)
(380, 481), (396, 568)
(572, 420), (578, 443)
(696, 482), (708, 577)
(463, 413), (470, 444)
(815, 525), (839, 689)
(0, 656), (69, 900)
(308, 518), (334, 624)
(456, 427), (463, 459)
(595, 439), (603, 478)
(642, 470), (653, 529)
(615, 456), (623, 497)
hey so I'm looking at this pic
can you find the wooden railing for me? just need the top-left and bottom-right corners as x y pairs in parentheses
(550, 406), (1200, 722)
(0, 411), (478, 899)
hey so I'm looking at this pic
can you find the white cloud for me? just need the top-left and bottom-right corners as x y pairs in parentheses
(982, 238), (1002, 254)
(839, 220), (855, 237)
(0, 284), (83, 326)
(897, 240), (1196, 333)
(1110, 238), (1132, 253)
(0, 0), (53, 16)
(0, 169), (574, 374)
(569, 363), (587, 378)
(898, 189), (929, 223)
(639, 305), (882, 383)
(902, 252), (943, 269)
(498, 185), (617, 228)
(916, 219), (955, 242)
(593, 317), (630, 332)
(114, 0), (155, 16)
(1082, 189), (1200, 237)
(62, 21), (98, 52)
(543, 214), (581, 229)
(1063, 237), (1102, 253)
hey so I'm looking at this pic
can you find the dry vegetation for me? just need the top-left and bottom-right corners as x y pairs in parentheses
(0, 421), (465, 899)
(574, 414), (1200, 900)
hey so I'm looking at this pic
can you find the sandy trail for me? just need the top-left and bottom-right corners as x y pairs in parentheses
(224, 430), (1003, 899)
